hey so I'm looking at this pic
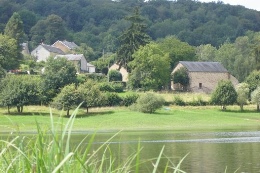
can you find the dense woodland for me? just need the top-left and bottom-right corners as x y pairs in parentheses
(1, 0), (260, 81)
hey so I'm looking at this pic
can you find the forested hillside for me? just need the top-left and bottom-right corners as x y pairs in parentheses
(1, 0), (260, 54)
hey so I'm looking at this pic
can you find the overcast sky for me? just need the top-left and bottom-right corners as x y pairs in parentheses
(198, 0), (260, 11)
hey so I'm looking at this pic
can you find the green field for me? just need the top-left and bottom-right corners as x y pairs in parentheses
(0, 104), (259, 132)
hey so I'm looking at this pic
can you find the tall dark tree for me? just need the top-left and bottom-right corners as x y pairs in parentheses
(4, 12), (25, 45)
(116, 7), (151, 71)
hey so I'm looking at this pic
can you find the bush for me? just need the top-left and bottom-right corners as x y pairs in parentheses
(99, 82), (124, 93)
(121, 93), (139, 106)
(108, 70), (122, 82)
(173, 96), (186, 106)
(130, 93), (165, 113)
(105, 92), (122, 106)
(188, 96), (207, 106)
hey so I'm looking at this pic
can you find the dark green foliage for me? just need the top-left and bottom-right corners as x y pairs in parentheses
(173, 96), (186, 106)
(52, 84), (81, 116)
(84, 73), (107, 82)
(41, 57), (77, 103)
(105, 92), (122, 106)
(0, 75), (41, 113)
(99, 82), (124, 93)
(121, 93), (139, 106)
(130, 93), (165, 114)
(245, 70), (260, 94)
(188, 96), (208, 106)
(211, 80), (237, 110)
(172, 67), (189, 91)
(4, 12), (25, 45)
(108, 70), (122, 82)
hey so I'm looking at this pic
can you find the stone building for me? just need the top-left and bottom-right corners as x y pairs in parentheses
(171, 61), (239, 93)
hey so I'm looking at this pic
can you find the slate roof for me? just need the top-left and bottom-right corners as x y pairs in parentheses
(41, 44), (64, 54)
(179, 61), (228, 72)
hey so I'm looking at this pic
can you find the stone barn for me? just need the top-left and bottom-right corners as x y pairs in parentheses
(171, 61), (239, 93)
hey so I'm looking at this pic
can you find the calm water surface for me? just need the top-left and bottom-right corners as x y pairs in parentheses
(71, 130), (260, 173)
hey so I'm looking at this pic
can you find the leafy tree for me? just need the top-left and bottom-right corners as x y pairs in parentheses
(196, 44), (217, 61)
(108, 70), (122, 82)
(128, 42), (170, 91)
(4, 12), (25, 45)
(75, 43), (95, 61)
(18, 10), (37, 37)
(157, 36), (196, 70)
(52, 84), (81, 117)
(211, 80), (237, 110)
(116, 7), (151, 71)
(245, 70), (260, 94)
(0, 34), (21, 70)
(41, 57), (77, 103)
(172, 67), (189, 91)
(0, 75), (41, 113)
(77, 80), (106, 113)
(130, 93), (164, 114)
(236, 83), (249, 111)
(251, 87), (260, 111)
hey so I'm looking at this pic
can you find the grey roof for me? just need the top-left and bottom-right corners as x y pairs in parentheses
(61, 40), (78, 49)
(179, 61), (228, 72)
(55, 54), (84, 61)
(41, 44), (64, 54)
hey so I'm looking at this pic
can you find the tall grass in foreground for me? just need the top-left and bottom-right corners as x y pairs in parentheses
(0, 105), (187, 173)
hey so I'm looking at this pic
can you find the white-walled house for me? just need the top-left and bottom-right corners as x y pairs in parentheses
(55, 54), (95, 73)
(31, 44), (64, 62)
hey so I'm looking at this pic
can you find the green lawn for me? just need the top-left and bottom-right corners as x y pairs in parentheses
(0, 105), (259, 132)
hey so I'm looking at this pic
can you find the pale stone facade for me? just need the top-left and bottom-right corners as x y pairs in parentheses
(172, 61), (239, 93)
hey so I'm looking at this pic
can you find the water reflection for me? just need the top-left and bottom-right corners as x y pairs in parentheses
(74, 130), (260, 172)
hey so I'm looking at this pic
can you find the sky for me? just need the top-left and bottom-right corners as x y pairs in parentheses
(198, 0), (260, 11)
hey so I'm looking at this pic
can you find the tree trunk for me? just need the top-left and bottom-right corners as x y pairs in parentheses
(86, 106), (89, 113)
(257, 104), (260, 112)
(21, 106), (23, 113)
(8, 105), (10, 114)
(67, 109), (70, 117)
(17, 106), (20, 113)
(240, 104), (243, 111)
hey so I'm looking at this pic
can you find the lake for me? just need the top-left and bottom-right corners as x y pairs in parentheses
(71, 130), (260, 172)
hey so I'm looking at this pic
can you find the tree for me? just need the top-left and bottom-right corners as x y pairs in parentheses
(4, 12), (25, 45)
(196, 44), (217, 61)
(236, 83), (249, 111)
(0, 34), (21, 70)
(0, 75), (41, 113)
(77, 80), (106, 113)
(52, 84), (82, 117)
(172, 67), (189, 91)
(108, 70), (122, 82)
(251, 87), (260, 112)
(245, 70), (260, 94)
(211, 80), (237, 110)
(41, 57), (77, 103)
(128, 42), (170, 91)
(116, 7), (151, 71)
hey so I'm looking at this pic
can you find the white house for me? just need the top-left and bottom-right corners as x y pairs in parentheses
(31, 44), (64, 62)
(55, 54), (95, 73)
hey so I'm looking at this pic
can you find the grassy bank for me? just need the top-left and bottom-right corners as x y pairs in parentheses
(0, 105), (259, 132)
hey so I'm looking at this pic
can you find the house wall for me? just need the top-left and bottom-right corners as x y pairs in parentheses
(188, 72), (233, 93)
(80, 57), (88, 71)
(87, 66), (95, 73)
(31, 46), (50, 62)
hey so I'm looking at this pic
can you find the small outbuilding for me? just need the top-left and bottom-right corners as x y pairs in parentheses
(171, 61), (239, 93)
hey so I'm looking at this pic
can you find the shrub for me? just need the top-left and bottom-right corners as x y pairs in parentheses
(130, 93), (165, 113)
(108, 70), (122, 82)
(99, 82), (124, 93)
(105, 92), (122, 106)
(121, 93), (139, 106)
(188, 96), (207, 106)
(173, 96), (186, 106)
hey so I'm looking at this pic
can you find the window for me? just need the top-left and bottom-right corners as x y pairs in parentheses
(199, 83), (202, 89)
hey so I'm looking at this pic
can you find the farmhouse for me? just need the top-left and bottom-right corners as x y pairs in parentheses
(31, 44), (64, 62)
(171, 61), (239, 93)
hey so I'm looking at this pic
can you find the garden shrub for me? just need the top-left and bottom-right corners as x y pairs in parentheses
(121, 93), (139, 106)
(108, 70), (122, 82)
(188, 96), (207, 106)
(130, 93), (165, 113)
(99, 82), (124, 93)
(173, 96), (186, 106)
(105, 92), (122, 106)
